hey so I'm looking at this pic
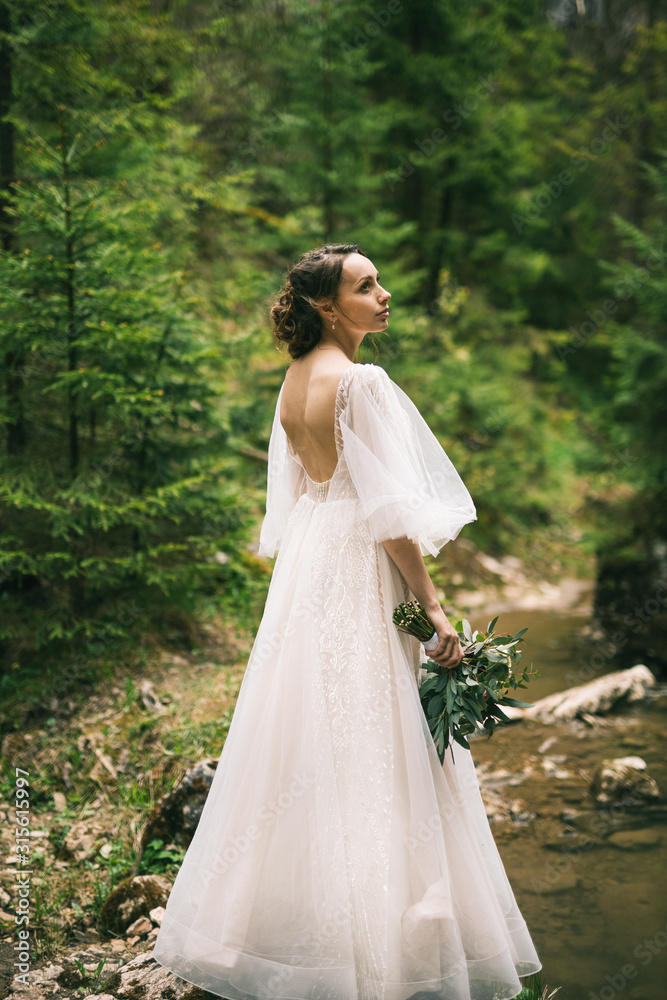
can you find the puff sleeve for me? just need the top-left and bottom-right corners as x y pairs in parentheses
(337, 365), (477, 557)
(257, 383), (306, 559)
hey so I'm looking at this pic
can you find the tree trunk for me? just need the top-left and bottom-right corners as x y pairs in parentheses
(423, 182), (454, 311)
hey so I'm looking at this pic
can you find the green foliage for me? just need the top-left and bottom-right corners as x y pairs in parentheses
(515, 972), (560, 1000)
(0, 0), (256, 676)
(394, 601), (537, 762)
(597, 155), (667, 525)
(160, 714), (232, 760)
(71, 956), (109, 996)
(382, 283), (581, 554)
(0, 0), (666, 683)
(138, 837), (186, 875)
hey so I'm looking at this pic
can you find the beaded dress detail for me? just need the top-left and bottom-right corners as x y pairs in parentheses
(152, 363), (541, 1000)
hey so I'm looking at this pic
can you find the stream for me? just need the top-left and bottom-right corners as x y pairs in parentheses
(463, 596), (667, 1000)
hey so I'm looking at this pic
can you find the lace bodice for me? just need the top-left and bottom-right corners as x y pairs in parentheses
(259, 362), (477, 557)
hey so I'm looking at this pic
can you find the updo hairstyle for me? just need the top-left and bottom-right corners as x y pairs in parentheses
(270, 243), (365, 360)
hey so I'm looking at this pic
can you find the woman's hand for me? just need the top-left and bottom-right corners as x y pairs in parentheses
(378, 536), (464, 669)
(423, 605), (463, 670)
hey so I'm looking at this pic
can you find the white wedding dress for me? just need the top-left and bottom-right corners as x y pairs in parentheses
(152, 362), (542, 1000)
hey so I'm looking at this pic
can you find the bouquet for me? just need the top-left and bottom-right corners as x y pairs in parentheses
(392, 600), (537, 763)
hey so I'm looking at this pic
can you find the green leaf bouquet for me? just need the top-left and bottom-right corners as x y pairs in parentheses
(393, 600), (537, 763)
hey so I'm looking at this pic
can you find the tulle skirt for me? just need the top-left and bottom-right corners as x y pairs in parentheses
(152, 480), (541, 1000)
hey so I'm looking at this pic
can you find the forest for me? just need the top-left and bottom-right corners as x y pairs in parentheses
(0, 2), (666, 997)
(1, 0), (665, 713)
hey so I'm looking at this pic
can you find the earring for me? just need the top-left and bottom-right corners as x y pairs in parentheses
(331, 315), (336, 330)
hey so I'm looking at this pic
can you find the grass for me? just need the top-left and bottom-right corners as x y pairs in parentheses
(0, 610), (250, 961)
(70, 955), (111, 996)
(516, 975), (561, 999)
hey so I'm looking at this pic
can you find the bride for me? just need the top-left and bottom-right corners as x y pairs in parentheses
(152, 243), (542, 1000)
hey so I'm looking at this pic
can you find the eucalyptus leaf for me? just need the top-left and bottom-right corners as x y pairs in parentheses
(453, 730), (470, 750)
(427, 695), (442, 716)
(393, 599), (537, 765)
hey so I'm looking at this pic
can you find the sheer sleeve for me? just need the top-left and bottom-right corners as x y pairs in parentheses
(257, 383), (306, 559)
(337, 364), (477, 557)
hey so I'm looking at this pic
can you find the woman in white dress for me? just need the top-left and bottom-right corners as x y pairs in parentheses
(152, 243), (542, 1000)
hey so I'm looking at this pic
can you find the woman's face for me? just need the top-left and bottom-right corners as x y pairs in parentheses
(332, 253), (391, 333)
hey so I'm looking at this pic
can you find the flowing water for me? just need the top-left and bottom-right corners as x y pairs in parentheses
(463, 601), (667, 1000)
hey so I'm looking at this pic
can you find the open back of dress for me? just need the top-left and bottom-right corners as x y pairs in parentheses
(153, 362), (541, 1000)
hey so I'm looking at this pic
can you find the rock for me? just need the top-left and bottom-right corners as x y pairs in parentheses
(149, 905), (165, 925)
(538, 736), (558, 754)
(99, 874), (172, 933)
(125, 915), (153, 937)
(524, 872), (580, 894)
(1, 732), (29, 767)
(8, 963), (64, 997)
(508, 664), (656, 722)
(63, 946), (107, 965)
(590, 756), (661, 807)
(36, 963), (63, 982)
(563, 809), (612, 836)
(57, 820), (106, 863)
(612, 754), (646, 768)
(52, 791), (67, 812)
(140, 758), (218, 851)
(607, 828), (662, 851)
(542, 756), (570, 778)
(71, 926), (100, 943)
(543, 832), (600, 852)
(93, 950), (208, 999)
(90, 748), (118, 784)
(477, 781), (535, 826)
(138, 679), (168, 714)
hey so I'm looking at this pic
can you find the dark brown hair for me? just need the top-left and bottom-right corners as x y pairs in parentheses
(270, 243), (366, 360)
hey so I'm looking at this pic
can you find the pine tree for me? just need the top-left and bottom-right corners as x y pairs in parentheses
(0, 1), (251, 681)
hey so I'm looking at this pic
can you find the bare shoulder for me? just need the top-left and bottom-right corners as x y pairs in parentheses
(310, 362), (388, 406)
(280, 357), (364, 464)
(284, 356), (359, 399)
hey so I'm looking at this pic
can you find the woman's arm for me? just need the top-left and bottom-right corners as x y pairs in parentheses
(381, 535), (464, 669)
